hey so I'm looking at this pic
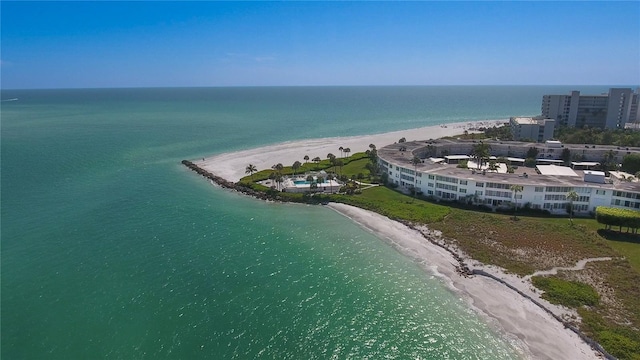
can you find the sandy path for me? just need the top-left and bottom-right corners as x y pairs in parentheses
(325, 203), (600, 360)
(197, 120), (506, 182)
(523, 257), (614, 281)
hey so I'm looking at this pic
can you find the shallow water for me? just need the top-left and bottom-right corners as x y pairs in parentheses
(1, 86), (613, 358)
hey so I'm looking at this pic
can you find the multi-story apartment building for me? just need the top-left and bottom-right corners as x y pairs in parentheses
(541, 88), (639, 129)
(509, 117), (555, 142)
(378, 139), (640, 214)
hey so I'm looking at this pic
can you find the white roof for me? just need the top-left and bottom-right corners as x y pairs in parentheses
(507, 157), (526, 162)
(513, 117), (537, 125)
(571, 161), (600, 166)
(429, 157), (445, 163)
(584, 170), (606, 176)
(536, 158), (564, 163)
(536, 165), (579, 177)
(444, 155), (470, 160)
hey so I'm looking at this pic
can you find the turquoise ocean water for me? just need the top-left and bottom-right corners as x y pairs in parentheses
(1, 86), (613, 359)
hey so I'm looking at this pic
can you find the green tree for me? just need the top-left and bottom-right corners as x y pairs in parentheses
(526, 147), (539, 159)
(601, 150), (618, 172)
(367, 144), (378, 164)
(292, 161), (302, 175)
(339, 146), (344, 158)
(343, 148), (351, 158)
(245, 164), (257, 180)
(335, 159), (344, 176)
(488, 159), (499, 172)
(327, 153), (336, 172)
(471, 142), (491, 169)
(312, 157), (322, 169)
(566, 190), (579, 224)
(326, 174), (335, 194)
(303, 155), (309, 164)
(622, 153), (640, 174)
(510, 184), (524, 220)
(271, 163), (284, 191)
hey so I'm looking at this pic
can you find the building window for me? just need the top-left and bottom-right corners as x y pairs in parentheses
(535, 187), (544, 192)
(476, 182), (484, 187)
(460, 180), (468, 185)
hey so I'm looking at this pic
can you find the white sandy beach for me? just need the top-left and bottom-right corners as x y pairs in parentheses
(196, 119), (600, 359)
(197, 120), (506, 182)
(325, 203), (599, 360)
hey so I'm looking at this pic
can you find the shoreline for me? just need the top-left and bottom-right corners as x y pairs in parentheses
(197, 119), (507, 182)
(325, 203), (600, 360)
(189, 119), (602, 359)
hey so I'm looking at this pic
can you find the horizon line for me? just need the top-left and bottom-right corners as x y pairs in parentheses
(3, 84), (640, 92)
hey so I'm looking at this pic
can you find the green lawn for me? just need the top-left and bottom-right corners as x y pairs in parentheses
(332, 186), (450, 223)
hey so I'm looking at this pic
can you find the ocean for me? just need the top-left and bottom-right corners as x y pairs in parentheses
(1, 86), (613, 359)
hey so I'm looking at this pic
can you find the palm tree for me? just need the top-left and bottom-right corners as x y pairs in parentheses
(335, 159), (343, 176)
(307, 175), (316, 192)
(274, 174), (283, 191)
(326, 174), (335, 194)
(303, 155), (309, 164)
(327, 153), (336, 172)
(292, 161), (301, 175)
(566, 190), (579, 224)
(339, 146), (344, 158)
(510, 184), (524, 220)
(411, 156), (421, 199)
(312, 156), (322, 170)
(343, 148), (351, 158)
(270, 163), (284, 190)
(471, 142), (491, 169)
(488, 159), (499, 172)
(245, 164), (257, 180)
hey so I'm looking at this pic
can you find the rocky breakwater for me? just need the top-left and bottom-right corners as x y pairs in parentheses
(182, 160), (310, 203)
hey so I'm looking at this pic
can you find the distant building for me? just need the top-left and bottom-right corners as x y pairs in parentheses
(541, 88), (640, 129)
(509, 117), (555, 142)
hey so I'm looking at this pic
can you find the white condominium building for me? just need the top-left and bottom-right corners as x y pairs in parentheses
(541, 88), (639, 129)
(378, 139), (640, 215)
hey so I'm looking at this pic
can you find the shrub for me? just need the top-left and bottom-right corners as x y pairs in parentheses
(596, 206), (640, 232)
(532, 276), (599, 308)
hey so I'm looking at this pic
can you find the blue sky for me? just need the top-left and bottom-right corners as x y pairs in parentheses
(1, 1), (639, 89)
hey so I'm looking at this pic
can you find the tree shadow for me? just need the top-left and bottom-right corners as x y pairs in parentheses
(597, 229), (640, 244)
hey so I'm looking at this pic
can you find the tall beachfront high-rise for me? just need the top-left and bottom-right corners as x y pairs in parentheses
(541, 88), (640, 129)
